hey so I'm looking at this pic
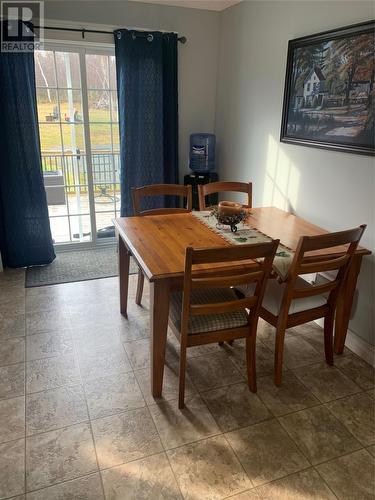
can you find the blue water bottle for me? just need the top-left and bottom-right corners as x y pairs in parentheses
(189, 133), (215, 173)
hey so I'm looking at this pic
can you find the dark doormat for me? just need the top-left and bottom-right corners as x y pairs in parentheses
(26, 246), (138, 287)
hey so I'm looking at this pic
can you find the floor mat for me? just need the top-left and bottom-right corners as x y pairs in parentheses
(26, 246), (138, 287)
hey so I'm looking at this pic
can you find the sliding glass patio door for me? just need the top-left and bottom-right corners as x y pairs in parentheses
(35, 43), (120, 246)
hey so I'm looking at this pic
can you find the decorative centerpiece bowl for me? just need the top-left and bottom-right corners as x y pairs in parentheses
(211, 201), (247, 233)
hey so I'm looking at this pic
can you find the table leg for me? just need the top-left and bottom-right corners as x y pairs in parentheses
(150, 279), (170, 397)
(118, 235), (130, 317)
(334, 254), (363, 354)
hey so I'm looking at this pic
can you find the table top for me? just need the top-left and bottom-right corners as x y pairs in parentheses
(114, 207), (370, 281)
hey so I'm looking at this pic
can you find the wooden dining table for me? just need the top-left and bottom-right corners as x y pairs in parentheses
(114, 206), (371, 397)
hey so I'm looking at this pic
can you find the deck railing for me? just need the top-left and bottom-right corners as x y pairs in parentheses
(41, 151), (120, 194)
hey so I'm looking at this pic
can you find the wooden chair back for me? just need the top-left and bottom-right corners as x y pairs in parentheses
(174, 240), (278, 407)
(180, 240), (279, 340)
(132, 184), (192, 216)
(198, 181), (252, 210)
(281, 225), (366, 315)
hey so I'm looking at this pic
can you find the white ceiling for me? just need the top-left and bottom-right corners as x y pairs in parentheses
(128, 0), (241, 11)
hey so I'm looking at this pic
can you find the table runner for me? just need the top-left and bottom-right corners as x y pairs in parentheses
(192, 211), (294, 280)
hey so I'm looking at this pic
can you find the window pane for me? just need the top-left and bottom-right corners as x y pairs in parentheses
(110, 91), (118, 122)
(41, 153), (65, 177)
(55, 52), (81, 88)
(35, 50), (56, 87)
(109, 55), (117, 90)
(39, 124), (62, 153)
(61, 124), (85, 153)
(114, 184), (121, 204)
(58, 90), (83, 123)
(49, 216), (71, 243)
(96, 212), (116, 232)
(47, 199), (68, 217)
(86, 54), (109, 89)
(94, 185), (117, 213)
(37, 88), (59, 123)
(92, 153), (115, 185)
(88, 90), (111, 122)
(67, 186), (90, 215)
(61, 155), (88, 189)
(70, 215), (92, 242)
(111, 123), (120, 152)
(90, 124), (111, 152)
(44, 174), (68, 214)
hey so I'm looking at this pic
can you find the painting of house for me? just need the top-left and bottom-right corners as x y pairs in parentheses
(303, 66), (328, 107)
(293, 86), (304, 110)
(281, 21), (375, 155)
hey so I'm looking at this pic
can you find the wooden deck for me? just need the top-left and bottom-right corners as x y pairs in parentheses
(48, 191), (120, 243)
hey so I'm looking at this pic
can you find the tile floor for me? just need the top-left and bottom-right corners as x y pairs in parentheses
(0, 268), (374, 499)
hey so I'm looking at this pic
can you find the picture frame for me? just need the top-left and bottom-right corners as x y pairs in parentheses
(280, 20), (375, 156)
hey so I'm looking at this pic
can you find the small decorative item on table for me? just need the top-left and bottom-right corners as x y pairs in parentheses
(211, 201), (248, 233)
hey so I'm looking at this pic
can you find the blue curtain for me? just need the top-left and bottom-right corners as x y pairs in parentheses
(0, 25), (55, 267)
(114, 29), (179, 216)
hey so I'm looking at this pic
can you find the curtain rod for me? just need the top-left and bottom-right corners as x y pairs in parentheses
(34, 25), (187, 43)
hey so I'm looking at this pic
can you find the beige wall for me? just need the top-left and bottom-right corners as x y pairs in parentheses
(44, 0), (221, 178)
(215, 0), (375, 346)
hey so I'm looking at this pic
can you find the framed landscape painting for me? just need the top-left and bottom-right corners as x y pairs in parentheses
(280, 20), (375, 156)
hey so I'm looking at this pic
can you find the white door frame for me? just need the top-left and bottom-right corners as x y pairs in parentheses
(40, 40), (118, 251)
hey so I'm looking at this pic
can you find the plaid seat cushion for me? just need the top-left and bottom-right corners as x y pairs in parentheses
(169, 287), (248, 335)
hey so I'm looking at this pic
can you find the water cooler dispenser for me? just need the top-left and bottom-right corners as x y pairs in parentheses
(184, 133), (218, 209)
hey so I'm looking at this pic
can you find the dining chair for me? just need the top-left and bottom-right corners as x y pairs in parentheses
(198, 181), (252, 210)
(168, 240), (279, 408)
(132, 183), (193, 305)
(237, 225), (366, 386)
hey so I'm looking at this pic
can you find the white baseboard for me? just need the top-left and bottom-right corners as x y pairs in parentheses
(344, 329), (375, 367)
(315, 319), (374, 367)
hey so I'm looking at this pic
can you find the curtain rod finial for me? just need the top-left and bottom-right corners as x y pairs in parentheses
(178, 36), (187, 44)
